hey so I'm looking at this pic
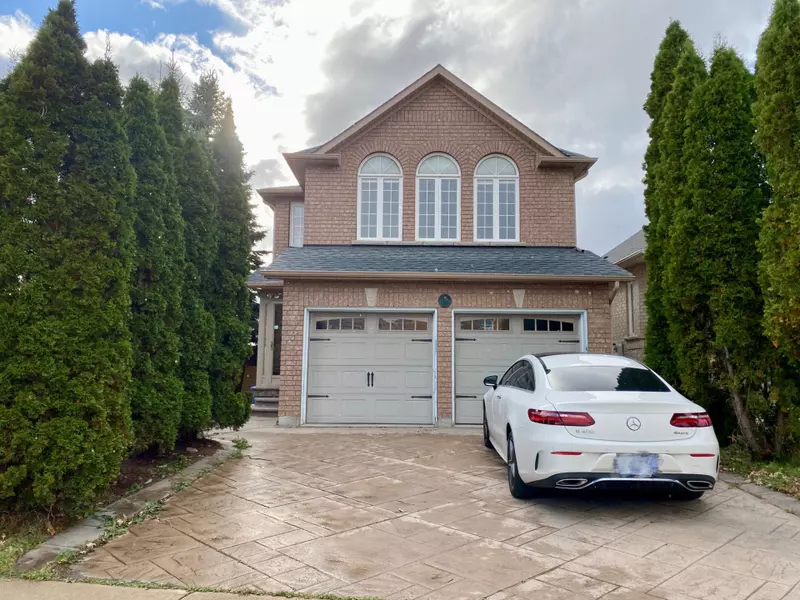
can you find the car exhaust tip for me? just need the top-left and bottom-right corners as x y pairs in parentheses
(555, 478), (588, 489)
(686, 480), (713, 490)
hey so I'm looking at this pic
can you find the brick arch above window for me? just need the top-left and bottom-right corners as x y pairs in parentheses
(468, 141), (538, 173)
(345, 141), (411, 173)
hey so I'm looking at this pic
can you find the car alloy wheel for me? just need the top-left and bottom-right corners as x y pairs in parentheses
(483, 405), (492, 449)
(507, 437), (516, 490)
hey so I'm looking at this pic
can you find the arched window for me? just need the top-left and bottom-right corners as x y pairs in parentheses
(416, 154), (460, 241)
(358, 154), (402, 240)
(474, 155), (519, 241)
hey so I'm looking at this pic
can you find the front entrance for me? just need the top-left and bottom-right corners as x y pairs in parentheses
(305, 311), (435, 425)
(454, 313), (582, 424)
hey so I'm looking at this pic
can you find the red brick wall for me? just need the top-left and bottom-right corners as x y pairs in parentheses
(303, 80), (577, 247)
(278, 280), (611, 421)
(271, 198), (292, 258)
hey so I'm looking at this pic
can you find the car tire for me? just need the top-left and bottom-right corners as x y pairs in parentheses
(506, 431), (534, 499)
(483, 405), (492, 449)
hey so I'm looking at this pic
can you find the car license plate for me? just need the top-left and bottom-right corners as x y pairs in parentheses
(613, 453), (659, 477)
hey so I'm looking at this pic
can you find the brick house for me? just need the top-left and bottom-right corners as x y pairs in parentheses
(248, 65), (632, 427)
(603, 229), (647, 361)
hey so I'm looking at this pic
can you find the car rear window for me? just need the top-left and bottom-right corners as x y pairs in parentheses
(545, 366), (669, 392)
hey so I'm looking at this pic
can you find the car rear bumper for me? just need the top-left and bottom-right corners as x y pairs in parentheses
(527, 471), (716, 492)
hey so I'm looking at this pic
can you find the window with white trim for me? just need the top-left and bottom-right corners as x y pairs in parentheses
(416, 154), (460, 241)
(290, 202), (304, 248)
(358, 154), (402, 240)
(474, 155), (519, 242)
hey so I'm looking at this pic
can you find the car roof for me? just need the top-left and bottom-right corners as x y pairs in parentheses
(535, 353), (646, 370)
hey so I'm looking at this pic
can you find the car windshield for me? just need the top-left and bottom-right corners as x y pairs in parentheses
(545, 366), (669, 392)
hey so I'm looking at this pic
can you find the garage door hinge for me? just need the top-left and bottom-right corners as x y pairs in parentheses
(307, 394), (330, 398)
(455, 337), (477, 341)
(309, 337), (331, 341)
(410, 395), (433, 399)
(558, 339), (580, 343)
(411, 338), (432, 342)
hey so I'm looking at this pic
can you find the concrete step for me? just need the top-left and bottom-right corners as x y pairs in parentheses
(251, 392), (278, 417)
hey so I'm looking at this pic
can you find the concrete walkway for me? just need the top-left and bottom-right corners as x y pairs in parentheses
(65, 422), (800, 599)
(0, 580), (281, 600)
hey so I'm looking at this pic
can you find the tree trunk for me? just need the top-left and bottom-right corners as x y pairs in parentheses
(722, 346), (764, 457)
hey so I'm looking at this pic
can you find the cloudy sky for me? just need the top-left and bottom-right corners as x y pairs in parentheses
(1, 0), (773, 255)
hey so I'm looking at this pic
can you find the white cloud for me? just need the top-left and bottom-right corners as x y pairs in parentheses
(0, 10), (36, 70)
(141, 0), (167, 9)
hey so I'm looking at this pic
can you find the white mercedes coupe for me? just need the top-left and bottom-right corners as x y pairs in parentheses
(482, 353), (720, 499)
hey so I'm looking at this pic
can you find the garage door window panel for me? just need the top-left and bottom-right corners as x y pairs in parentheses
(523, 318), (574, 332)
(378, 317), (428, 331)
(315, 317), (366, 331)
(460, 317), (510, 331)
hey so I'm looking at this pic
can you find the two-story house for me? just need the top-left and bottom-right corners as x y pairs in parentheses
(248, 65), (632, 427)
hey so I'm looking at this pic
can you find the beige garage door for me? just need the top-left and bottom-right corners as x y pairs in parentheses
(306, 312), (434, 424)
(454, 314), (582, 424)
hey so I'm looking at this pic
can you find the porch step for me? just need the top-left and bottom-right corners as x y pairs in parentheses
(251, 389), (278, 417)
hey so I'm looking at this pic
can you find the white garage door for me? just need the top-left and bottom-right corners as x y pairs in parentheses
(306, 312), (434, 424)
(454, 313), (582, 424)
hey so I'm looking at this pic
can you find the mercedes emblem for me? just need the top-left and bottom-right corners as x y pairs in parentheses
(626, 416), (642, 431)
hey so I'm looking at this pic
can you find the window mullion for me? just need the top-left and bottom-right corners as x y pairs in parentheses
(376, 176), (384, 240)
(435, 178), (441, 241)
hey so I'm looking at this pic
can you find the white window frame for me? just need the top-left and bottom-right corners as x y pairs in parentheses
(357, 153), (403, 241)
(415, 153), (461, 242)
(472, 154), (520, 242)
(290, 202), (304, 248)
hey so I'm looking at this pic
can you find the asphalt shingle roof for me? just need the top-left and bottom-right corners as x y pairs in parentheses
(247, 271), (282, 286)
(603, 229), (646, 264)
(263, 245), (631, 279)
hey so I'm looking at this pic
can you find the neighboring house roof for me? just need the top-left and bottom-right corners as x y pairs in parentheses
(275, 65), (597, 188)
(603, 229), (646, 267)
(262, 245), (632, 282)
(247, 270), (282, 288)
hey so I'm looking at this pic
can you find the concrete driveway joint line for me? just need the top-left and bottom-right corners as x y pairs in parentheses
(15, 440), (236, 572)
(58, 421), (800, 599)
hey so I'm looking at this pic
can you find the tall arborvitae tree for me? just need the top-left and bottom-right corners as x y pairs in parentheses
(672, 47), (770, 455)
(189, 72), (227, 138)
(657, 43), (709, 397)
(642, 22), (690, 384)
(209, 100), (260, 428)
(124, 77), (184, 451)
(158, 72), (216, 436)
(754, 0), (800, 365)
(0, 1), (134, 510)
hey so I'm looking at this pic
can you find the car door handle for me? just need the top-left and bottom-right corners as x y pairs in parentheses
(495, 395), (503, 400)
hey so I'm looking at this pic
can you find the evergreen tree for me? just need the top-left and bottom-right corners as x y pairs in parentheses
(208, 100), (260, 428)
(0, 1), (134, 510)
(672, 46), (769, 455)
(754, 0), (800, 364)
(158, 72), (216, 436)
(124, 76), (184, 451)
(657, 42), (708, 396)
(642, 22), (690, 384)
(188, 72), (226, 138)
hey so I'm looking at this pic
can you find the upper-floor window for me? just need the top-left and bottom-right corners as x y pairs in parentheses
(358, 154), (402, 241)
(416, 154), (460, 241)
(474, 155), (519, 242)
(290, 202), (304, 248)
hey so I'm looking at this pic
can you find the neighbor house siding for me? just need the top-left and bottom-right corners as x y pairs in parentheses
(610, 261), (647, 361)
(278, 280), (611, 422)
(303, 80), (576, 247)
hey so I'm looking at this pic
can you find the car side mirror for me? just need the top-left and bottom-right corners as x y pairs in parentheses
(483, 375), (498, 389)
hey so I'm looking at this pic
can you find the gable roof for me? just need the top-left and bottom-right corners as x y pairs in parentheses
(276, 65), (597, 188)
(262, 245), (632, 282)
(603, 229), (646, 266)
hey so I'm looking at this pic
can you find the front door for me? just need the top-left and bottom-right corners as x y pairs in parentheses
(271, 303), (282, 383)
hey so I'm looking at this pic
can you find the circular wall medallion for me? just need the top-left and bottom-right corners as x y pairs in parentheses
(438, 293), (452, 308)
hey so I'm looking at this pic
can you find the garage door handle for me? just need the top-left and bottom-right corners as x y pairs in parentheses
(309, 337), (331, 341)
(411, 338), (432, 342)
(307, 394), (329, 398)
(455, 394), (478, 399)
(558, 339), (580, 343)
(411, 395), (433, 399)
(456, 337), (476, 342)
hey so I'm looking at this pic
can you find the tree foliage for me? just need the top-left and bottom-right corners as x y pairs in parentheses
(642, 22), (690, 385)
(754, 0), (800, 365)
(158, 72), (216, 436)
(123, 76), (184, 452)
(0, 1), (134, 510)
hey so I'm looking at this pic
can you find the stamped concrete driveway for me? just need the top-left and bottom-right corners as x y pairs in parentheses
(75, 424), (800, 600)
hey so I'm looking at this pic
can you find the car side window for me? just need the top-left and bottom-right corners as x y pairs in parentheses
(516, 361), (536, 392)
(499, 361), (525, 387)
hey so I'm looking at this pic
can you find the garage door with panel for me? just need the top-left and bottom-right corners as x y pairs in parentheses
(454, 314), (580, 424)
(307, 313), (433, 424)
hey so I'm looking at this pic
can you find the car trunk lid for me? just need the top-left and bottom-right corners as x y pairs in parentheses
(545, 391), (697, 442)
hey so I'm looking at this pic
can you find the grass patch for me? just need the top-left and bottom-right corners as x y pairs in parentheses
(232, 437), (251, 451)
(0, 515), (50, 578)
(721, 442), (800, 499)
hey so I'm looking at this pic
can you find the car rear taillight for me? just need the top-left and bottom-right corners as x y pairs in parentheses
(528, 409), (595, 427)
(670, 412), (712, 428)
